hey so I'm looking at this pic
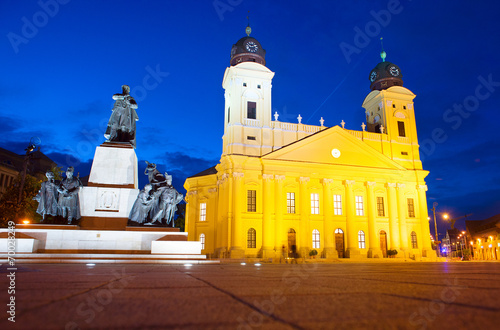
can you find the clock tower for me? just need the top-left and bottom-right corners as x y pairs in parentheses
(222, 24), (275, 156)
(362, 49), (422, 170)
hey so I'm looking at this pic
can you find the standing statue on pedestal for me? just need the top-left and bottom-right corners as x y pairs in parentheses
(128, 184), (154, 224)
(57, 167), (82, 224)
(128, 161), (183, 227)
(104, 85), (139, 148)
(33, 171), (59, 221)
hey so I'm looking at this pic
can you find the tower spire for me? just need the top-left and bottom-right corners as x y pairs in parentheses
(380, 37), (386, 62)
(246, 11), (251, 36)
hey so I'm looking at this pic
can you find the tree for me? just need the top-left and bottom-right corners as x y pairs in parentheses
(174, 202), (186, 232)
(0, 174), (41, 227)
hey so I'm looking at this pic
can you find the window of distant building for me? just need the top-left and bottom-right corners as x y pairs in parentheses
(199, 202), (206, 221)
(311, 193), (319, 214)
(377, 197), (385, 217)
(358, 230), (366, 249)
(247, 190), (256, 212)
(200, 233), (205, 250)
(411, 231), (418, 249)
(287, 192), (295, 214)
(312, 229), (320, 249)
(407, 198), (415, 218)
(398, 121), (406, 137)
(247, 101), (256, 119)
(247, 228), (256, 248)
(333, 194), (342, 215)
(355, 196), (364, 216)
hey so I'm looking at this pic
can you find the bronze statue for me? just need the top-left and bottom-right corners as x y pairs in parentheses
(128, 184), (154, 224)
(104, 85), (139, 148)
(129, 163), (183, 227)
(57, 167), (82, 224)
(33, 171), (59, 221)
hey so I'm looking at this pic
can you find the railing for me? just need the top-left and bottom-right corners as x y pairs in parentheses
(244, 118), (261, 127)
(397, 136), (410, 144)
(271, 121), (322, 133)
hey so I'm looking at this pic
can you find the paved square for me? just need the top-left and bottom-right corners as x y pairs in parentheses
(1, 261), (499, 329)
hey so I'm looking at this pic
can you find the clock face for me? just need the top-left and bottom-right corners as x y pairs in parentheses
(245, 41), (258, 53)
(370, 71), (378, 82)
(331, 149), (341, 158)
(389, 66), (400, 77)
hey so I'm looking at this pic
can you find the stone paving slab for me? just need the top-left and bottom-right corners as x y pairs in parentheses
(0, 262), (499, 329)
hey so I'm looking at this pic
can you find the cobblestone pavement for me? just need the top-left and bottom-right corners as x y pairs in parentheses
(1, 261), (499, 329)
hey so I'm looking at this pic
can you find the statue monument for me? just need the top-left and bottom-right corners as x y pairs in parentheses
(129, 162), (183, 227)
(104, 85), (139, 148)
(57, 167), (82, 224)
(33, 171), (59, 221)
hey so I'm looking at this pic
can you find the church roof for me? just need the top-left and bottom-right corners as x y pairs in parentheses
(188, 165), (217, 178)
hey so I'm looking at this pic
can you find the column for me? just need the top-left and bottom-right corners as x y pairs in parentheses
(366, 181), (381, 258)
(397, 183), (409, 251)
(417, 184), (435, 258)
(299, 176), (310, 257)
(344, 180), (360, 258)
(230, 172), (245, 258)
(208, 187), (218, 255)
(274, 175), (285, 253)
(386, 183), (400, 250)
(262, 174), (275, 258)
(185, 190), (197, 241)
(322, 178), (337, 258)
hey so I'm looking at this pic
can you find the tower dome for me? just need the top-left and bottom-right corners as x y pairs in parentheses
(230, 24), (266, 66)
(368, 43), (403, 91)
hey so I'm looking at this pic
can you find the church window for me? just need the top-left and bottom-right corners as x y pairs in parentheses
(355, 196), (364, 216)
(398, 121), (406, 137)
(247, 101), (256, 119)
(287, 192), (295, 213)
(358, 230), (366, 249)
(199, 203), (206, 221)
(401, 151), (408, 155)
(393, 104), (396, 108)
(312, 229), (320, 249)
(200, 233), (205, 250)
(243, 82), (247, 87)
(377, 197), (385, 216)
(247, 228), (256, 248)
(257, 84), (261, 89)
(333, 194), (342, 215)
(247, 136), (256, 141)
(311, 193), (319, 214)
(407, 198), (415, 218)
(247, 190), (256, 212)
(411, 231), (418, 248)
(403, 105), (407, 109)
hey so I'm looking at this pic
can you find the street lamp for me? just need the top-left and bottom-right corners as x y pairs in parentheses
(431, 202), (440, 257)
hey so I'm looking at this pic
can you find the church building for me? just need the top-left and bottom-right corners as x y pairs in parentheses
(184, 25), (435, 259)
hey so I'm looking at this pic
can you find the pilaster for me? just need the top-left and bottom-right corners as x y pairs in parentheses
(261, 174), (275, 258)
(230, 172), (245, 258)
(344, 180), (360, 258)
(396, 183), (408, 252)
(274, 175), (285, 253)
(417, 184), (435, 258)
(386, 182), (400, 250)
(299, 176), (310, 257)
(322, 178), (337, 259)
(366, 181), (382, 258)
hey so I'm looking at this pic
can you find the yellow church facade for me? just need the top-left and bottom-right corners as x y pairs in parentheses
(184, 28), (435, 260)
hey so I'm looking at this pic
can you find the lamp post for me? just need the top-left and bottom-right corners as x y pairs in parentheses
(431, 202), (440, 257)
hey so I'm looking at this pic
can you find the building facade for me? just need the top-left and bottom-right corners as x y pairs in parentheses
(184, 27), (435, 259)
(466, 215), (500, 261)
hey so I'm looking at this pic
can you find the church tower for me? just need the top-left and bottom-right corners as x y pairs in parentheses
(222, 24), (275, 156)
(362, 47), (423, 170)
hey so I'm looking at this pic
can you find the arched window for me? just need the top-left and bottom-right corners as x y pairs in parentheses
(312, 229), (320, 249)
(411, 231), (418, 249)
(199, 233), (205, 250)
(358, 230), (366, 249)
(247, 228), (256, 248)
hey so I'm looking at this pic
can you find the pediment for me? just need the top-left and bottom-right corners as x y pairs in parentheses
(263, 126), (406, 170)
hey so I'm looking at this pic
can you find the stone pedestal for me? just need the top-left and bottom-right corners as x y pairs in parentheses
(322, 247), (338, 259)
(368, 248), (383, 258)
(80, 142), (139, 230)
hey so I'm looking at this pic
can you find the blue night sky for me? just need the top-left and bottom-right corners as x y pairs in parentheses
(1, 1), (499, 234)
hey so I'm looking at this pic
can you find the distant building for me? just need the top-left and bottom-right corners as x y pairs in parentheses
(0, 146), (57, 196)
(184, 26), (435, 259)
(466, 214), (500, 260)
(441, 228), (461, 258)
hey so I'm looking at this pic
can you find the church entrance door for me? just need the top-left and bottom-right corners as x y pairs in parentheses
(288, 228), (296, 258)
(380, 230), (388, 258)
(335, 228), (345, 258)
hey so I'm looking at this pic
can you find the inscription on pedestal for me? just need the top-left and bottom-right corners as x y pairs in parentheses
(95, 188), (120, 212)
